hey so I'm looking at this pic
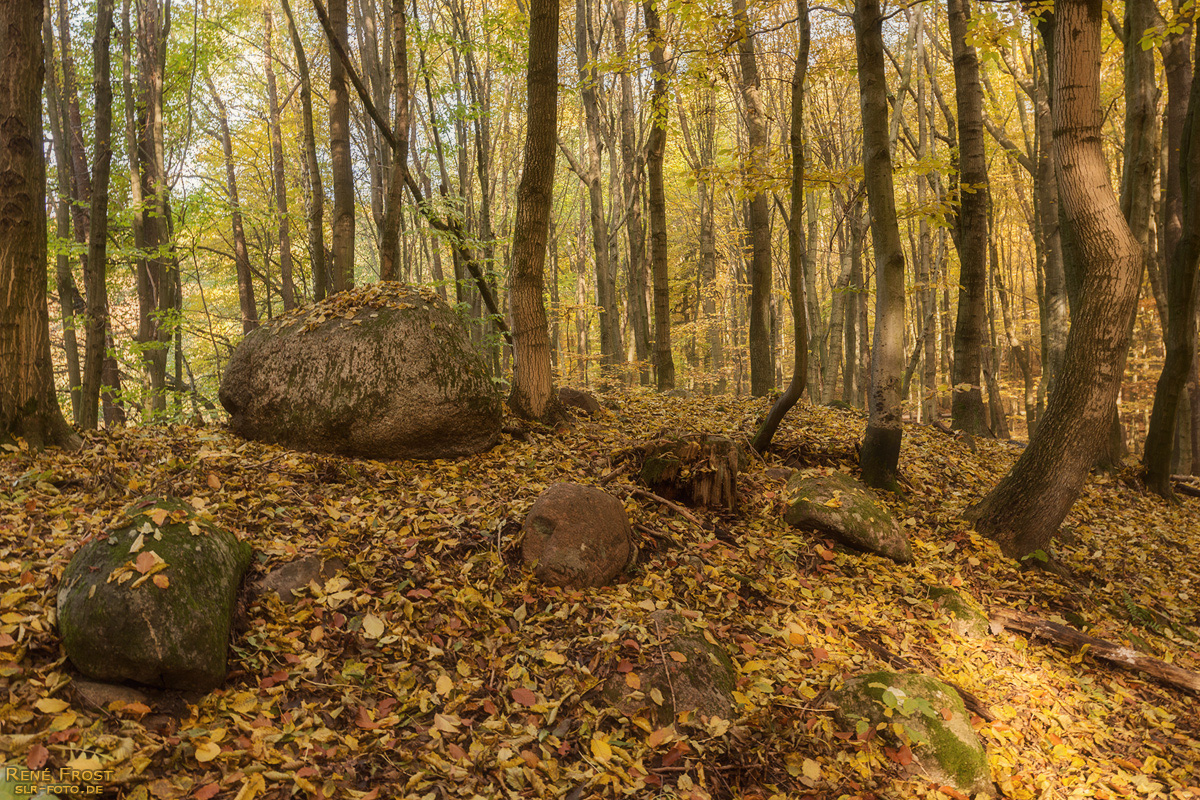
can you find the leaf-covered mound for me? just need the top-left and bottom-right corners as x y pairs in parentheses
(2, 392), (1199, 799)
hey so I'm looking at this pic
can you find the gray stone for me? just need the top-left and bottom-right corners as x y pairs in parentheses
(784, 471), (911, 562)
(219, 283), (501, 460)
(251, 554), (346, 602)
(928, 587), (989, 638)
(601, 610), (736, 727)
(558, 387), (602, 417)
(57, 497), (253, 691)
(522, 483), (633, 588)
(72, 679), (153, 710)
(834, 671), (992, 796)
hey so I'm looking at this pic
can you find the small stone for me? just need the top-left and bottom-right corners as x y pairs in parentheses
(72, 679), (153, 710)
(522, 483), (633, 588)
(558, 387), (603, 416)
(251, 555), (347, 603)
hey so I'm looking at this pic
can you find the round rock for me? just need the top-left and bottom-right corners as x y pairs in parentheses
(522, 483), (633, 588)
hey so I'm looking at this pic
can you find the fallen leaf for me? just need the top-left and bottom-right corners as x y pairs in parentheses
(194, 741), (221, 763)
(511, 687), (537, 707)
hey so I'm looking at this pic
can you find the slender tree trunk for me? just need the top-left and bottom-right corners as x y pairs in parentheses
(1035, 38), (1069, 409)
(329, 0), (355, 292)
(753, 0), (809, 453)
(80, 0), (114, 429)
(508, 0), (562, 422)
(376, 0), (409, 283)
(645, 0), (674, 391)
(855, 0), (907, 490)
(970, 0), (1143, 557)
(948, 0), (990, 435)
(0, 0), (78, 449)
(733, 0), (773, 395)
(263, 7), (296, 306)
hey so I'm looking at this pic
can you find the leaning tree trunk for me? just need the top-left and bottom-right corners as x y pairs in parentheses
(752, 0), (809, 454)
(733, 0), (773, 396)
(0, 0), (78, 450)
(1144, 29), (1200, 498)
(970, 0), (1143, 558)
(948, 0), (990, 435)
(645, 0), (675, 391)
(508, 0), (562, 423)
(855, 0), (907, 490)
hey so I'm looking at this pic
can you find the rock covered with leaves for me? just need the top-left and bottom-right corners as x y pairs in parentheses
(521, 482), (633, 588)
(558, 387), (603, 416)
(784, 470), (912, 562)
(834, 671), (993, 796)
(601, 610), (736, 727)
(928, 586), (990, 638)
(56, 496), (252, 690)
(218, 282), (501, 460)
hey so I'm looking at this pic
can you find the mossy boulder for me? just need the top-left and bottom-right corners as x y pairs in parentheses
(601, 610), (736, 727)
(834, 671), (992, 796)
(558, 387), (602, 417)
(218, 282), (501, 460)
(928, 587), (989, 638)
(784, 471), (911, 562)
(57, 497), (253, 691)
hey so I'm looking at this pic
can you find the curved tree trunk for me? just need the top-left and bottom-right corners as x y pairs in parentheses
(508, 0), (562, 422)
(0, 0), (78, 449)
(855, 0), (906, 490)
(948, 0), (990, 435)
(970, 0), (1143, 558)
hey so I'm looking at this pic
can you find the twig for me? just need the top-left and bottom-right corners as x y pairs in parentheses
(653, 618), (679, 716)
(630, 488), (709, 530)
(599, 463), (629, 485)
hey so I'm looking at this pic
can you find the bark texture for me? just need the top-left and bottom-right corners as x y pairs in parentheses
(645, 0), (674, 391)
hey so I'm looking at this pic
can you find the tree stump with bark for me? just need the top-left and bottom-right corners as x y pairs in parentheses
(638, 434), (743, 510)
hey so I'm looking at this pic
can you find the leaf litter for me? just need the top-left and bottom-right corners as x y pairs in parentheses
(1, 392), (1199, 799)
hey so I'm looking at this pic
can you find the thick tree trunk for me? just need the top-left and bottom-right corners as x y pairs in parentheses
(855, 0), (906, 490)
(970, 0), (1143, 558)
(645, 0), (674, 391)
(733, 0), (773, 396)
(0, 0), (78, 449)
(752, 0), (808, 454)
(263, 7), (297, 307)
(948, 0), (990, 435)
(329, 0), (355, 293)
(508, 0), (562, 422)
(80, 0), (114, 429)
(1145, 30), (1200, 497)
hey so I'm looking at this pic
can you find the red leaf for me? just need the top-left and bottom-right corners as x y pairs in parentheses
(511, 687), (537, 707)
(0, 633), (15, 647)
(616, 659), (634, 673)
(26, 743), (48, 770)
(355, 706), (381, 729)
(194, 783), (220, 800)
(482, 699), (498, 715)
(811, 647), (828, 663)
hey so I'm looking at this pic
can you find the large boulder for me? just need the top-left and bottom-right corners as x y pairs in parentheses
(57, 497), (252, 691)
(834, 672), (992, 796)
(219, 283), (501, 460)
(784, 471), (911, 562)
(522, 483), (633, 588)
(601, 610), (736, 727)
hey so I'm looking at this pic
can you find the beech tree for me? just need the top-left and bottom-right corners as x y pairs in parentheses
(970, 0), (1143, 558)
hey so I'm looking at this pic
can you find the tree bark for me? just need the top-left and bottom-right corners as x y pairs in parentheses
(507, 0), (562, 422)
(645, 0), (674, 391)
(948, 0), (990, 435)
(733, 0), (772, 396)
(969, 0), (1143, 558)
(263, 7), (297, 307)
(0, 0), (78, 449)
(855, 0), (906, 490)
(329, 0), (355, 293)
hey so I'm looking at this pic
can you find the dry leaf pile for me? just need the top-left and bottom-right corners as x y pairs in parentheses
(2, 392), (1199, 800)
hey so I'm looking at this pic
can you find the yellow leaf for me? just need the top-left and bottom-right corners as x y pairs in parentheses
(802, 758), (822, 780)
(194, 741), (221, 763)
(668, 651), (687, 663)
(542, 650), (567, 665)
(590, 736), (613, 762)
(362, 614), (386, 639)
(625, 672), (641, 690)
(435, 675), (453, 695)
(35, 697), (69, 713)
(232, 773), (264, 800)
(788, 627), (805, 646)
(128, 532), (145, 553)
(649, 687), (665, 706)
(153, 574), (170, 589)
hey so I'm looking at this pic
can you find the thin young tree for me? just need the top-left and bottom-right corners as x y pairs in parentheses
(644, 0), (674, 390)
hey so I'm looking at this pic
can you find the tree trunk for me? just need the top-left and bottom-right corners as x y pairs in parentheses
(1145, 28), (1200, 497)
(970, 0), (1143, 558)
(0, 0), (78, 449)
(329, 0), (355, 293)
(733, 0), (772, 396)
(508, 0), (562, 422)
(263, 7), (297, 307)
(645, 0), (674, 391)
(948, 0), (990, 435)
(1034, 37), (1069, 410)
(855, 0), (907, 490)
(752, 0), (808, 454)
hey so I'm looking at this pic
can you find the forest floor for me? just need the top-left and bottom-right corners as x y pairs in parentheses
(2, 391), (1200, 800)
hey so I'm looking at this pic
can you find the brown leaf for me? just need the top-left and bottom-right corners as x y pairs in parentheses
(511, 687), (537, 707)
(194, 784), (220, 800)
(134, 551), (158, 574)
(26, 743), (48, 769)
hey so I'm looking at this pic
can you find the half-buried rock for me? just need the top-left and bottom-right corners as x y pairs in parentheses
(57, 497), (252, 691)
(219, 282), (501, 460)
(522, 483), (633, 588)
(784, 471), (912, 562)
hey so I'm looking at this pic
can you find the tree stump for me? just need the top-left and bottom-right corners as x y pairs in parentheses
(638, 434), (742, 510)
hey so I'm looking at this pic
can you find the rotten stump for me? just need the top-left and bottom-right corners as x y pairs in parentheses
(638, 434), (743, 510)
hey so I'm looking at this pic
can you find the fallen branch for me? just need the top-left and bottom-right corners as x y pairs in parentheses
(989, 608), (1200, 694)
(1169, 475), (1200, 498)
(629, 488), (710, 530)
